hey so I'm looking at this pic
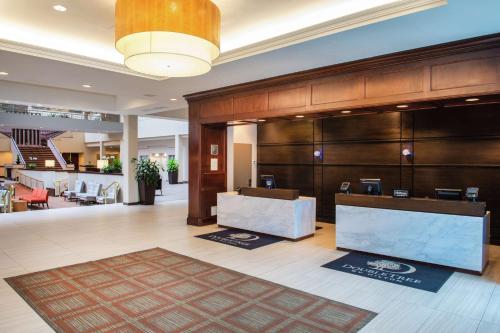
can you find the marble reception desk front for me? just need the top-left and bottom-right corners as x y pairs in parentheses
(335, 194), (490, 273)
(217, 192), (316, 240)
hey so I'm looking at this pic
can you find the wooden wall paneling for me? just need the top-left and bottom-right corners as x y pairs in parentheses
(258, 119), (314, 144)
(268, 84), (308, 113)
(414, 139), (500, 166)
(414, 105), (500, 138)
(322, 142), (401, 165)
(258, 165), (314, 196)
(258, 144), (313, 165)
(314, 165), (323, 218)
(321, 112), (401, 142)
(189, 124), (227, 226)
(233, 91), (269, 119)
(365, 66), (425, 98)
(431, 57), (499, 91)
(310, 74), (365, 106)
(199, 97), (234, 123)
(188, 102), (202, 225)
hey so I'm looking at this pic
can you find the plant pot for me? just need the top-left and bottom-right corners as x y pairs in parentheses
(168, 171), (179, 184)
(138, 180), (156, 205)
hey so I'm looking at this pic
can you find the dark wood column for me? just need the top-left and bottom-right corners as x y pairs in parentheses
(187, 102), (227, 226)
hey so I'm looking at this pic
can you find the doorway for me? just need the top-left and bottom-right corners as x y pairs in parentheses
(233, 143), (252, 189)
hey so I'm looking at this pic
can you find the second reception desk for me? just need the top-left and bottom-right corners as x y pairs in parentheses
(335, 193), (490, 273)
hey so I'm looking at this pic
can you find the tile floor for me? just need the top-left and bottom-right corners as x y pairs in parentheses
(0, 185), (499, 332)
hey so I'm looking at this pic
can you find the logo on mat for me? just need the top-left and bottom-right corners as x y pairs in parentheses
(367, 260), (416, 274)
(227, 233), (260, 242)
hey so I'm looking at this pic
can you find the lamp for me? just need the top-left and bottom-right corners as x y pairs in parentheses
(45, 160), (55, 168)
(115, 0), (221, 77)
(97, 159), (109, 170)
(402, 148), (412, 157)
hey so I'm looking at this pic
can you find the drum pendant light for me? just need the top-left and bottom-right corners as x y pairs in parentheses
(115, 0), (221, 77)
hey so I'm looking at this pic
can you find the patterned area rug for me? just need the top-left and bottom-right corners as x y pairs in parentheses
(5, 248), (376, 333)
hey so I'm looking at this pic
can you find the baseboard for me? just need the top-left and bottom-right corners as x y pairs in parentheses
(187, 215), (217, 226)
(123, 202), (140, 206)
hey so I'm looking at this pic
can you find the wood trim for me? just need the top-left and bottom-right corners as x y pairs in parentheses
(185, 33), (500, 101)
(335, 193), (486, 217)
(240, 187), (300, 200)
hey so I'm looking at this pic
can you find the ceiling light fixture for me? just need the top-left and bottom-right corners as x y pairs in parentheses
(170, 98), (178, 101)
(257, 119), (266, 122)
(465, 98), (480, 102)
(295, 115), (305, 118)
(0, 72), (8, 76)
(82, 84), (92, 88)
(53, 5), (67, 12)
(396, 104), (409, 109)
(341, 110), (352, 114)
(115, 0), (221, 78)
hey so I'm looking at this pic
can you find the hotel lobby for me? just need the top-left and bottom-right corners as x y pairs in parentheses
(2, 1), (500, 332)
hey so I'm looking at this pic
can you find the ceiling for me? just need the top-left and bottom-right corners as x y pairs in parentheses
(0, 0), (499, 120)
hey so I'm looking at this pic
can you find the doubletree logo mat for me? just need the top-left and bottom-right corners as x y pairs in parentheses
(196, 229), (283, 250)
(322, 252), (454, 292)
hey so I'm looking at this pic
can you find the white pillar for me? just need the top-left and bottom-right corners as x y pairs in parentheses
(174, 134), (181, 181)
(99, 141), (105, 159)
(120, 115), (139, 204)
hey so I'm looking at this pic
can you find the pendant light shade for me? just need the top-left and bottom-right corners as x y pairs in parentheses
(115, 0), (221, 78)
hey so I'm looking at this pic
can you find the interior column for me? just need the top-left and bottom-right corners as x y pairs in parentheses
(120, 115), (139, 205)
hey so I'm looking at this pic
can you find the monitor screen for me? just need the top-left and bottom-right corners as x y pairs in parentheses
(360, 178), (382, 195)
(260, 175), (276, 189)
(435, 188), (462, 201)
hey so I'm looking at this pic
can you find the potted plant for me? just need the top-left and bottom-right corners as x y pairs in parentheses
(15, 155), (21, 165)
(27, 163), (36, 170)
(103, 158), (122, 174)
(132, 158), (161, 205)
(167, 159), (179, 184)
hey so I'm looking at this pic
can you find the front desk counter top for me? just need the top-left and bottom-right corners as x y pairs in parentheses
(217, 191), (316, 240)
(335, 193), (489, 274)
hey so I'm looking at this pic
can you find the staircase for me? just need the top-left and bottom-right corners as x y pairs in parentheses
(18, 146), (63, 170)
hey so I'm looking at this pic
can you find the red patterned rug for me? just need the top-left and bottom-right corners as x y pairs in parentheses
(5, 248), (376, 333)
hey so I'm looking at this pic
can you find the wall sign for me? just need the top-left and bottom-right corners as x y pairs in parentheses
(210, 158), (218, 171)
(211, 144), (219, 156)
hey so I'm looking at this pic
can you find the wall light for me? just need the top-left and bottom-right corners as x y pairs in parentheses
(45, 160), (56, 168)
(402, 148), (412, 157)
(53, 5), (67, 12)
(466, 98), (480, 102)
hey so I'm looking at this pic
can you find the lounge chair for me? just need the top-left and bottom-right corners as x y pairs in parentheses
(97, 182), (121, 204)
(20, 188), (50, 209)
(0, 189), (10, 213)
(77, 182), (102, 205)
(63, 180), (85, 201)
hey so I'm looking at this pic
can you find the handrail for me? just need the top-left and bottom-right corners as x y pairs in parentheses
(10, 138), (26, 165)
(47, 138), (69, 170)
(17, 170), (45, 189)
(101, 181), (121, 204)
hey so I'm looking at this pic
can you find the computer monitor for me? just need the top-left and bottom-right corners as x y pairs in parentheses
(435, 188), (462, 201)
(260, 175), (276, 189)
(360, 178), (382, 195)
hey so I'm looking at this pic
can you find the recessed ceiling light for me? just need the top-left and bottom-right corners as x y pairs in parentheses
(465, 98), (480, 102)
(396, 104), (409, 109)
(341, 110), (352, 114)
(295, 115), (305, 118)
(257, 119), (266, 122)
(82, 84), (92, 88)
(0, 72), (8, 76)
(170, 98), (178, 101)
(53, 5), (67, 12)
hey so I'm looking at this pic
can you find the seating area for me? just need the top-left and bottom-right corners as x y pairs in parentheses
(19, 188), (49, 209)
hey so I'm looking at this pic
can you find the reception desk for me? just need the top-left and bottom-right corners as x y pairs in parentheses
(335, 193), (490, 273)
(217, 191), (316, 240)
